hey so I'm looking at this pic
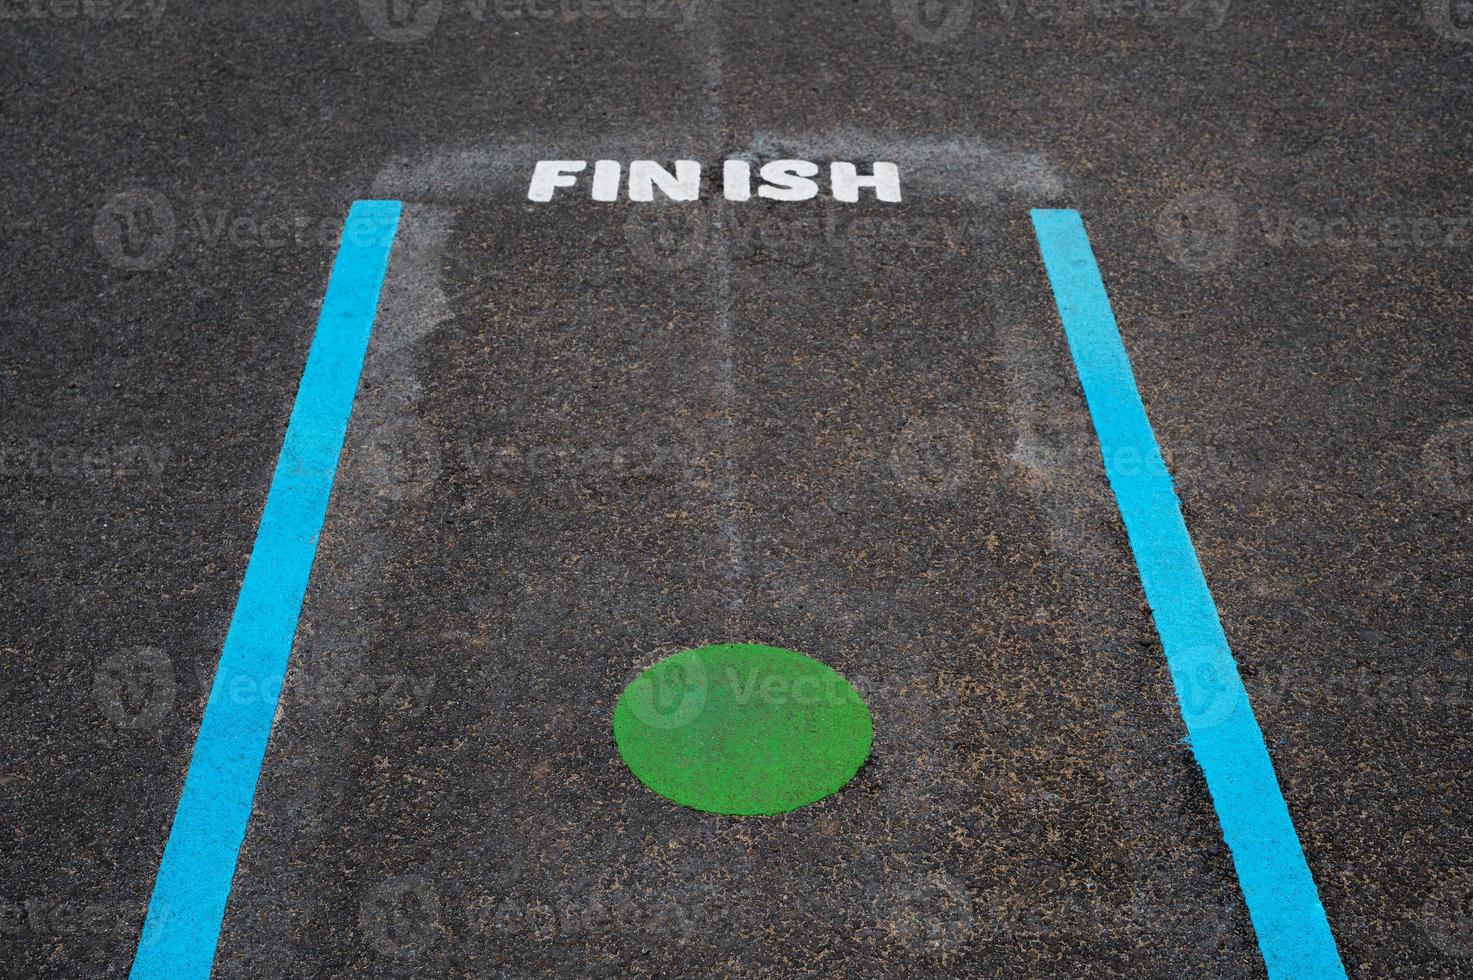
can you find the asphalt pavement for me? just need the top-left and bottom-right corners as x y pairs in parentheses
(3, 0), (1472, 976)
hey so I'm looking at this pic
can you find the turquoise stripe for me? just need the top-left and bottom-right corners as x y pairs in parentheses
(1031, 208), (1345, 979)
(130, 200), (403, 979)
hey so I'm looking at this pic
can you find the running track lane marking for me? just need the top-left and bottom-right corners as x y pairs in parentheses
(129, 200), (404, 979)
(1031, 209), (1345, 979)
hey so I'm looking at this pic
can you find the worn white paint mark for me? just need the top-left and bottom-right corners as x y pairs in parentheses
(700, 1), (747, 623)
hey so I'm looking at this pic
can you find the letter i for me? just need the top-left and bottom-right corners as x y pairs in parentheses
(723, 160), (752, 202)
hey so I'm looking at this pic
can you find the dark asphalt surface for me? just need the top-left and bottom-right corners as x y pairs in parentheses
(4, 0), (1473, 976)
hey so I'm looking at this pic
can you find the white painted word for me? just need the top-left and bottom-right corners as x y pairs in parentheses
(528, 160), (902, 203)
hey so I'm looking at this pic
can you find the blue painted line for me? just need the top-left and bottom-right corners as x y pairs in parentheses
(1030, 209), (1345, 979)
(130, 200), (403, 979)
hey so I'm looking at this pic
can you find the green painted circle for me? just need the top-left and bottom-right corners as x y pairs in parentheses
(613, 644), (873, 816)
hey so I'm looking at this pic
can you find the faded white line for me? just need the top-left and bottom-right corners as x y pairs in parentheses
(700, 0), (747, 624)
